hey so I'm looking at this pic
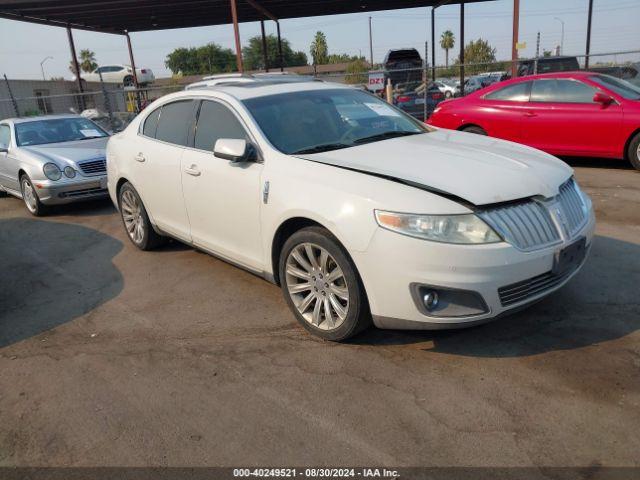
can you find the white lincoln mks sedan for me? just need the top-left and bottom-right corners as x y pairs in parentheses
(107, 78), (595, 340)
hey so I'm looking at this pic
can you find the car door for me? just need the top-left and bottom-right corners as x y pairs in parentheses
(132, 99), (196, 241)
(521, 78), (622, 156)
(0, 123), (19, 192)
(479, 81), (532, 141)
(181, 99), (264, 271)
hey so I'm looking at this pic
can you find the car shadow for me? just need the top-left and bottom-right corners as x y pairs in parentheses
(352, 235), (640, 357)
(49, 198), (117, 217)
(562, 156), (633, 170)
(0, 218), (124, 348)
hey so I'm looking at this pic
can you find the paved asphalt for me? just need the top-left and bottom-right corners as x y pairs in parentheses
(0, 159), (639, 468)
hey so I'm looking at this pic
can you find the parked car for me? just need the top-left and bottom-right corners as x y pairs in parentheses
(107, 78), (595, 341)
(384, 48), (423, 86)
(393, 82), (445, 120)
(518, 56), (580, 76)
(428, 71), (640, 170)
(0, 115), (110, 215)
(76, 64), (155, 86)
(433, 80), (457, 98)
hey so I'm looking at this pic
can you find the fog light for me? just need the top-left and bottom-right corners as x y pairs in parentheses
(423, 291), (439, 311)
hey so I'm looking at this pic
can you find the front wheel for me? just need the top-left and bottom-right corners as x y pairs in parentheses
(20, 175), (48, 216)
(279, 227), (370, 341)
(461, 125), (488, 136)
(627, 132), (640, 171)
(118, 182), (164, 250)
(445, 91), (452, 98)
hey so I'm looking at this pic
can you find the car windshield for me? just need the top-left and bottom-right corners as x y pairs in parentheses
(242, 88), (427, 155)
(589, 74), (640, 100)
(15, 118), (108, 147)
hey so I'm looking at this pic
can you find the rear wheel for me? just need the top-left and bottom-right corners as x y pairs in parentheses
(20, 175), (48, 216)
(627, 132), (640, 171)
(445, 91), (452, 98)
(461, 125), (488, 136)
(123, 75), (134, 87)
(118, 182), (164, 250)
(279, 227), (370, 341)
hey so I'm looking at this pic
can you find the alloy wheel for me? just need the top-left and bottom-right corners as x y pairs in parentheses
(21, 178), (37, 214)
(120, 189), (145, 244)
(285, 242), (350, 331)
(636, 143), (640, 162)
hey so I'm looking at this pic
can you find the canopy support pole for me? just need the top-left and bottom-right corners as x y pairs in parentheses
(276, 21), (284, 72)
(230, 0), (244, 73)
(431, 7), (436, 81)
(459, 1), (465, 96)
(260, 20), (269, 72)
(585, 0), (594, 69)
(66, 26), (85, 111)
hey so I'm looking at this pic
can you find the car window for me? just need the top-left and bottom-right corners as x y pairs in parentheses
(142, 107), (161, 138)
(590, 75), (640, 100)
(194, 101), (248, 152)
(0, 124), (10, 148)
(531, 79), (597, 103)
(485, 81), (531, 101)
(154, 100), (195, 146)
(15, 118), (108, 146)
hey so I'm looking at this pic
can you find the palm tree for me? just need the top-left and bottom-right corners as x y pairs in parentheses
(440, 30), (455, 68)
(310, 31), (328, 67)
(69, 49), (98, 74)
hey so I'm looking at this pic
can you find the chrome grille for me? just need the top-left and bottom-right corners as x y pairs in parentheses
(479, 178), (588, 251)
(556, 178), (588, 238)
(78, 158), (106, 175)
(478, 200), (561, 251)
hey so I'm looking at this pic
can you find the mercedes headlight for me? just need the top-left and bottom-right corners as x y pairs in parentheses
(375, 210), (501, 244)
(63, 166), (76, 178)
(43, 162), (62, 181)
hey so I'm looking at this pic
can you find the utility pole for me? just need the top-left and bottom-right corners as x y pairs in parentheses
(368, 17), (373, 67)
(554, 17), (565, 55)
(40, 56), (53, 81)
(511, 0), (520, 78)
(585, 0), (594, 68)
(534, 32), (541, 74)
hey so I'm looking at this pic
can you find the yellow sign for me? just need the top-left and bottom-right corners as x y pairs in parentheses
(516, 42), (527, 50)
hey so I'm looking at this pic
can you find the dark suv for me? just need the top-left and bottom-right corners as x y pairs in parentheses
(518, 56), (580, 76)
(384, 49), (423, 86)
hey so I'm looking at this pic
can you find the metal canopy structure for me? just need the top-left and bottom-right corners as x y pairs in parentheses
(0, 0), (491, 33)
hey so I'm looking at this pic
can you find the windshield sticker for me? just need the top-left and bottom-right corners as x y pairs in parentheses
(80, 129), (102, 138)
(364, 103), (402, 117)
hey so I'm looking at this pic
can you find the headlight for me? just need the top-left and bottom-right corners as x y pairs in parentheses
(43, 162), (62, 181)
(63, 166), (76, 178)
(375, 210), (501, 244)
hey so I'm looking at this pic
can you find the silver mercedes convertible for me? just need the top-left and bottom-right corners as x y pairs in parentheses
(0, 114), (109, 216)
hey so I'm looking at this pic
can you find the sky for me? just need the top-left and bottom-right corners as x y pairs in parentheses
(0, 0), (638, 80)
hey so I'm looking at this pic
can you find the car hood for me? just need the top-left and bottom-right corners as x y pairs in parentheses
(21, 137), (108, 167)
(295, 129), (572, 206)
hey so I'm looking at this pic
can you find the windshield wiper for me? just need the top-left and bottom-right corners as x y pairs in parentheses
(291, 143), (352, 154)
(353, 130), (423, 145)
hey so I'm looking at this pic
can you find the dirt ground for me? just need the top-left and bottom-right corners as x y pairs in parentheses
(1, 158), (639, 468)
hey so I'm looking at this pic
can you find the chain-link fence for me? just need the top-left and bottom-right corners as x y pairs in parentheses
(2, 49), (638, 128)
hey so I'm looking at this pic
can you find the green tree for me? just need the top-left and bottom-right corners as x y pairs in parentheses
(69, 49), (98, 74)
(440, 30), (455, 68)
(457, 38), (498, 74)
(165, 43), (237, 75)
(310, 31), (329, 66)
(242, 34), (307, 71)
(543, 49), (553, 57)
(327, 53), (363, 64)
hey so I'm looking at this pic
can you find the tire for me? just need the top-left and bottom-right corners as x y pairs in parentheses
(123, 75), (134, 87)
(117, 182), (164, 250)
(20, 174), (48, 216)
(462, 125), (488, 136)
(279, 226), (371, 341)
(445, 91), (452, 98)
(627, 132), (640, 171)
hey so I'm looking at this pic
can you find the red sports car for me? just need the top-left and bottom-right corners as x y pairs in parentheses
(427, 71), (640, 170)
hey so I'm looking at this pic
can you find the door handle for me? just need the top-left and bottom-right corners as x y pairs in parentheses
(523, 112), (537, 118)
(134, 152), (146, 162)
(184, 165), (201, 177)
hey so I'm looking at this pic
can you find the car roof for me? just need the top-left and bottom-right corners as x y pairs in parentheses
(181, 79), (354, 100)
(2, 114), (82, 124)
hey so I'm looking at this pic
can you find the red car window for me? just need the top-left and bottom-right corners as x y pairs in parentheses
(531, 79), (597, 103)
(485, 82), (532, 102)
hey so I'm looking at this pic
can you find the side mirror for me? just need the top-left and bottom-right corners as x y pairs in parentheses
(213, 138), (256, 163)
(593, 92), (614, 106)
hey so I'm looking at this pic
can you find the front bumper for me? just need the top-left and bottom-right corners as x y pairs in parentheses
(34, 175), (109, 205)
(352, 209), (596, 330)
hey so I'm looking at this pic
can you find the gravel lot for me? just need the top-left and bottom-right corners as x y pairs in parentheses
(1, 159), (639, 468)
